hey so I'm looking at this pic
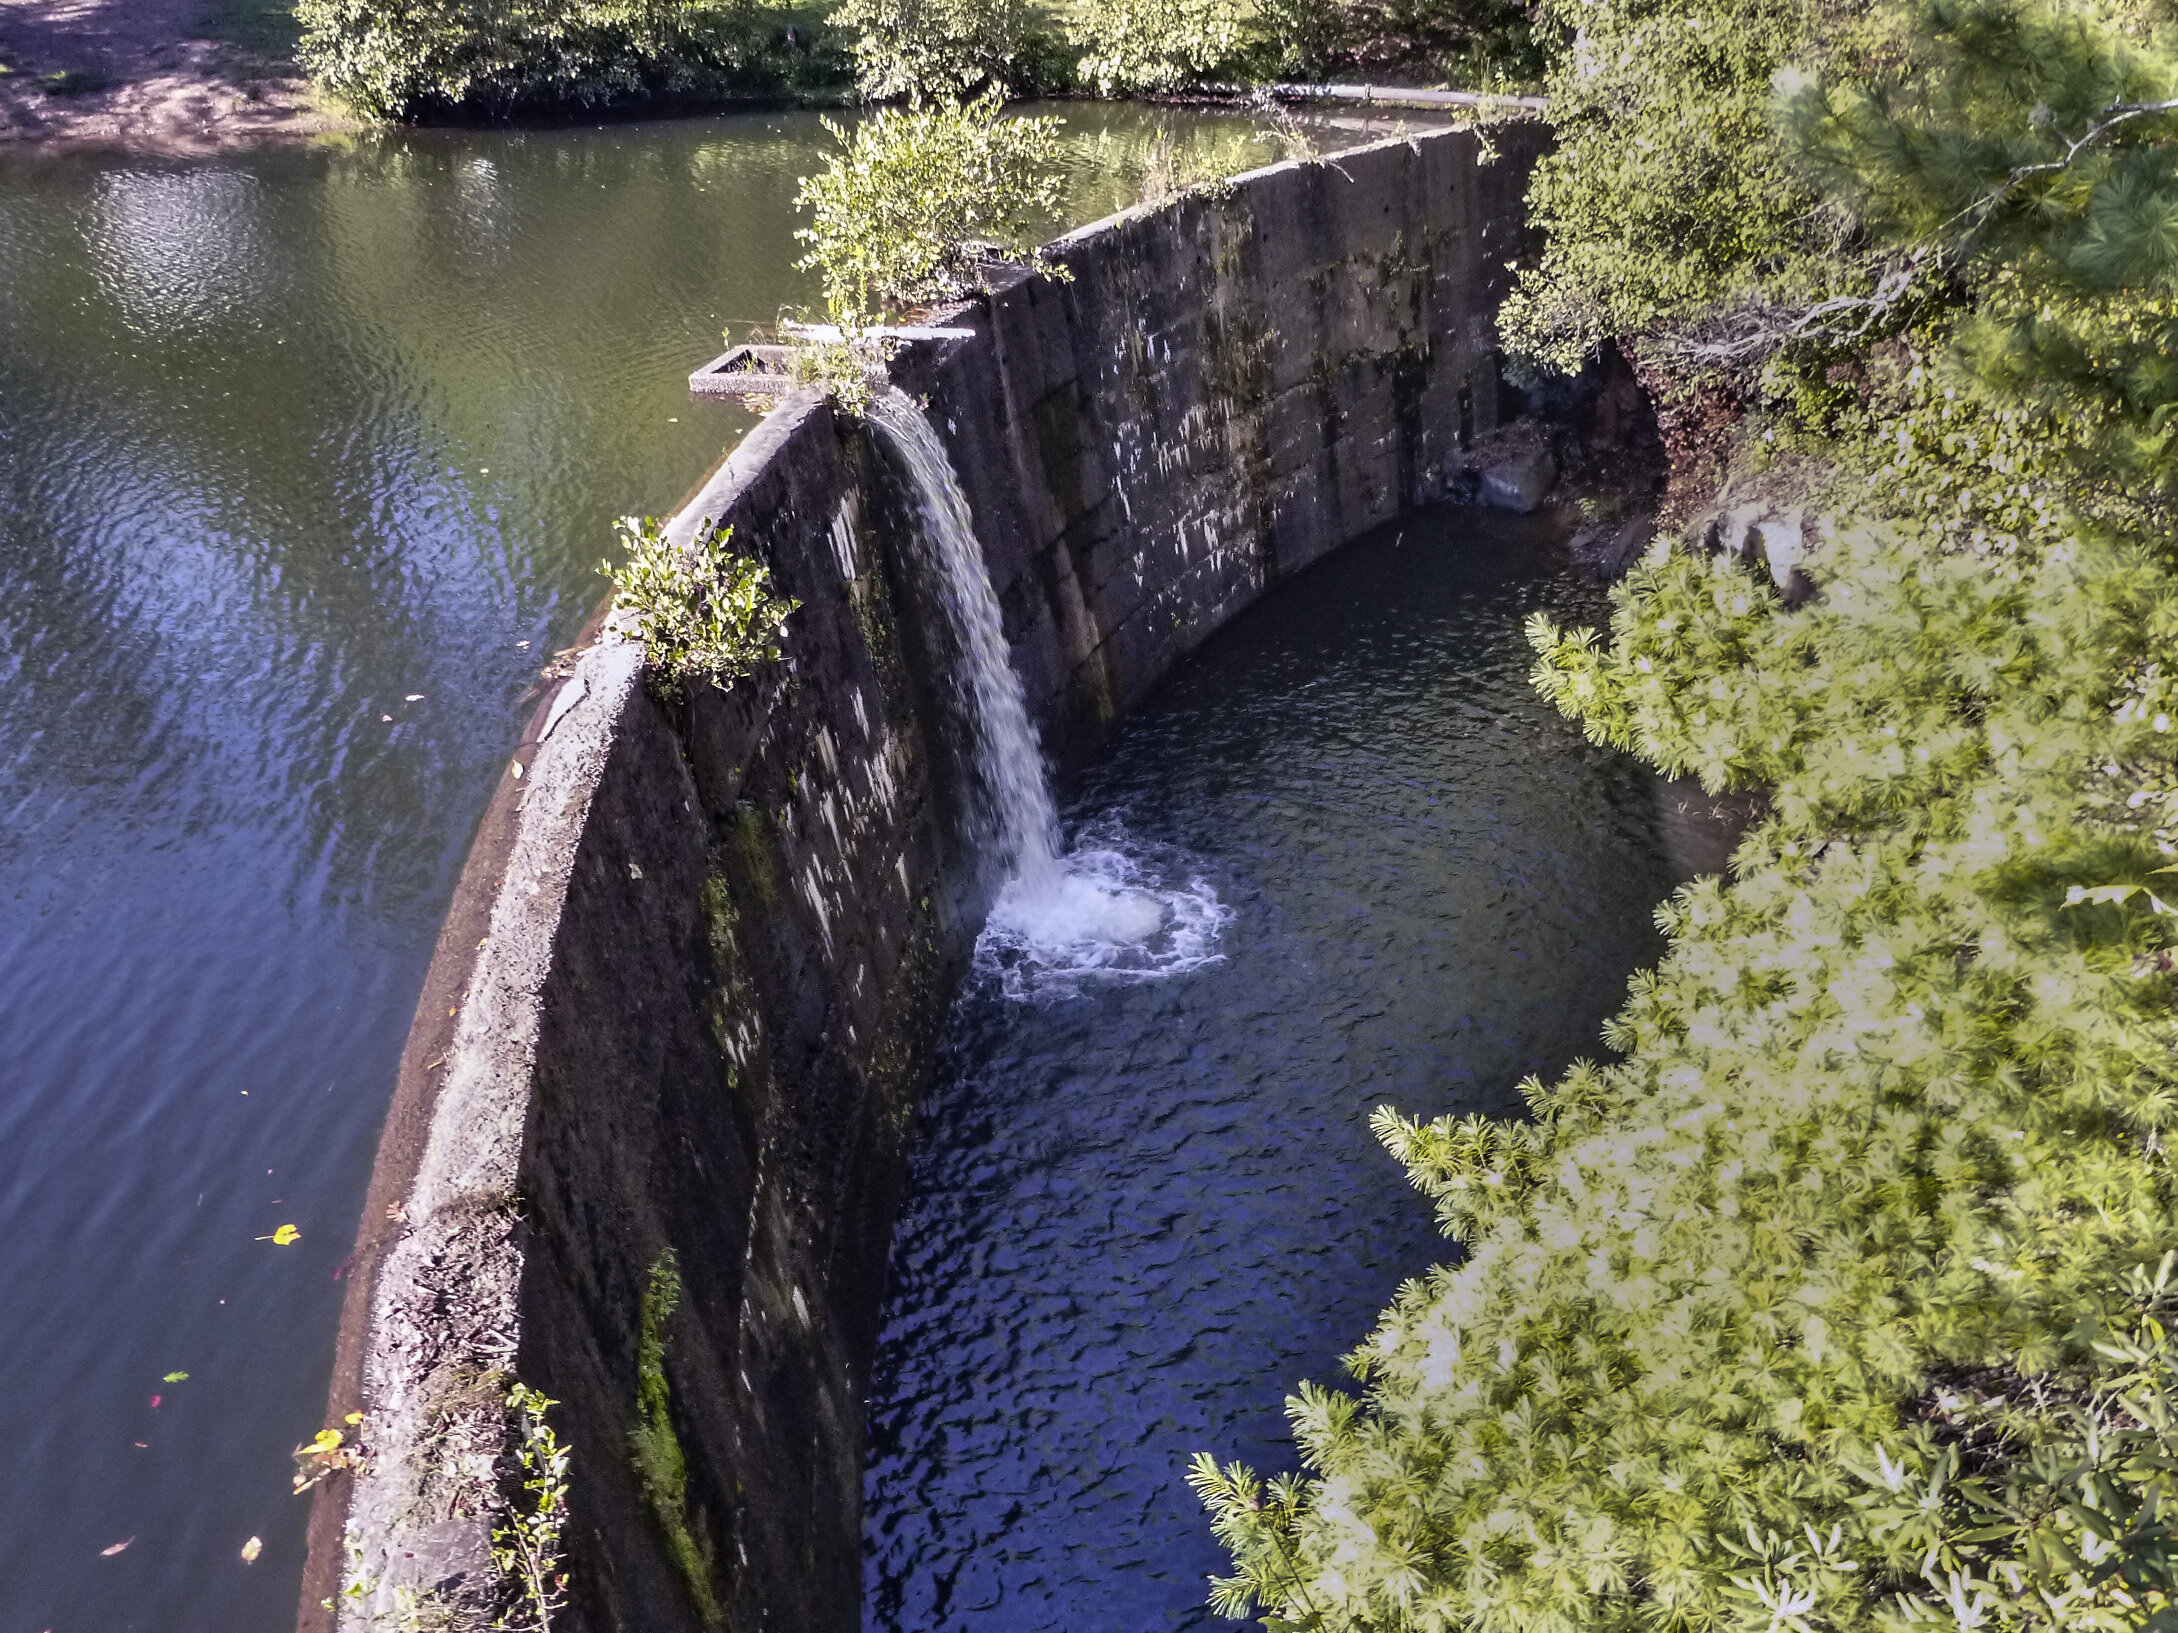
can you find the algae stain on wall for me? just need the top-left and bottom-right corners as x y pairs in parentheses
(628, 1249), (726, 1631)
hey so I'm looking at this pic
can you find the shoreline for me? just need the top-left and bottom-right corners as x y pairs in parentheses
(0, 0), (337, 155)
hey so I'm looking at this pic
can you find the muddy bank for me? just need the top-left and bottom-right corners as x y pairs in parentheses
(0, 0), (334, 150)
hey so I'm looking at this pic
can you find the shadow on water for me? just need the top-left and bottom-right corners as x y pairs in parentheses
(864, 504), (1704, 1632)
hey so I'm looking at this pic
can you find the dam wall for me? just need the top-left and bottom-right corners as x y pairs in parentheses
(304, 121), (1545, 1633)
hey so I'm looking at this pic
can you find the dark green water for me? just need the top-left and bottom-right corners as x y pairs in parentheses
(0, 103), (1291, 1633)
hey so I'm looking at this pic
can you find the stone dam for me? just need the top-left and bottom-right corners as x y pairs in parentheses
(302, 120), (1551, 1633)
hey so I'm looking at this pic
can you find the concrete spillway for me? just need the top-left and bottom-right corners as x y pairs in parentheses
(304, 122), (1546, 1633)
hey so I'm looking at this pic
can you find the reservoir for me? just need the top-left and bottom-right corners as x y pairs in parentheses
(0, 103), (1287, 1633)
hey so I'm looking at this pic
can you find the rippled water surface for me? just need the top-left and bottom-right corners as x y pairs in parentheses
(864, 508), (1689, 1632)
(0, 102), (1296, 1633)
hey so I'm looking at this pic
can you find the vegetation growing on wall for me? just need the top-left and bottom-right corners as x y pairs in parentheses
(628, 1249), (725, 1628)
(1201, 2), (2178, 1628)
(793, 92), (1066, 317)
(602, 516), (799, 700)
(343, 1378), (571, 1632)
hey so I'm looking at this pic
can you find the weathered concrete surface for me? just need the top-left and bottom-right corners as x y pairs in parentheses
(907, 124), (1544, 768)
(303, 123), (1543, 1633)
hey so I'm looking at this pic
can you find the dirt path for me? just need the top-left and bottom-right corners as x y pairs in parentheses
(0, 0), (338, 151)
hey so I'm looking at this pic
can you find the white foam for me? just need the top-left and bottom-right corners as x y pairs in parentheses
(866, 390), (1229, 1001)
(976, 821), (1230, 1000)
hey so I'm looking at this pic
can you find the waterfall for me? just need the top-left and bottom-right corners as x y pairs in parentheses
(866, 388), (1228, 998)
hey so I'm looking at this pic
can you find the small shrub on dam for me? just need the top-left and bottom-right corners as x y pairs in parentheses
(1201, 4), (2178, 1629)
(344, 1377), (571, 1632)
(602, 516), (799, 700)
(793, 92), (1066, 317)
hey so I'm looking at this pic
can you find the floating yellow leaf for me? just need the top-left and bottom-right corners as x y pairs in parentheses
(344, 1411), (363, 1425)
(162, 1371), (189, 1383)
(240, 1536), (263, 1563)
(306, 1429), (344, 1454)
(255, 1224), (301, 1246)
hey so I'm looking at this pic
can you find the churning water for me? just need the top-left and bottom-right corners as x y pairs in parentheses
(867, 389), (1230, 998)
(863, 506), (1698, 1632)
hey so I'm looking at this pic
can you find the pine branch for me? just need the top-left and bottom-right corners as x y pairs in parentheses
(1662, 260), (1926, 364)
(2000, 98), (2178, 195)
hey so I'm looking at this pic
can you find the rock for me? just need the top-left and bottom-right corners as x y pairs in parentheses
(1479, 445), (1557, 512)
(1722, 502), (1767, 563)
(1601, 514), (1651, 574)
(1754, 510), (1804, 585)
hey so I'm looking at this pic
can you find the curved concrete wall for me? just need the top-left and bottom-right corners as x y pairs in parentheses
(302, 122), (1544, 1633)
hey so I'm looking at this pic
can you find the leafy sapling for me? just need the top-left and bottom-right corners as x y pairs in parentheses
(601, 517), (798, 701)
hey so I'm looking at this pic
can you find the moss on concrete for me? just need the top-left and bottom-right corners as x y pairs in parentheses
(721, 803), (784, 914)
(628, 1248), (725, 1630)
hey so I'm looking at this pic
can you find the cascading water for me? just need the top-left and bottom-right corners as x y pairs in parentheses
(865, 388), (1228, 997)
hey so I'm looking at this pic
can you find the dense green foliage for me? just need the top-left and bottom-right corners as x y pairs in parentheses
(1059, 0), (1540, 95)
(1064, 0), (1245, 94)
(293, 0), (829, 119)
(292, 0), (1546, 112)
(602, 516), (798, 699)
(832, 0), (1032, 100)
(793, 93), (1065, 315)
(1202, 3), (2178, 1629)
(1783, 0), (2178, 504)
(1497, 0), (1876, 377)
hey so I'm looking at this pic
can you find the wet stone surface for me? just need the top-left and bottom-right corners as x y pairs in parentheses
(864, 503), (1693, 1631)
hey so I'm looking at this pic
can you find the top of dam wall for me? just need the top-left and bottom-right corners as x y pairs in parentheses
(303, 120), (1546, 1633)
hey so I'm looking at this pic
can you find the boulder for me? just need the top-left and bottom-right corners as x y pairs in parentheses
(1479, 445), (1557, 513)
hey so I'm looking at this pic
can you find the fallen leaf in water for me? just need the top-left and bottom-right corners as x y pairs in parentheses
(163, 1371), (189, 1383)
(149, 1395), (161, 1409)
(405, 694), (424, 702)
(345, 1411), (363, 1425)
(305, 1429), (344, 1454)
(101, 1538), (132, 1556)
(134, 1441), (148, 1448)
(256, 1224), (301, 1246)
(240, 1536), (263, 1563)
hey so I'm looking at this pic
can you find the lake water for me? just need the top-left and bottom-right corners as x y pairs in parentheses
(0, 101), (1299, 1633)
(863, 508), (1686, 1631)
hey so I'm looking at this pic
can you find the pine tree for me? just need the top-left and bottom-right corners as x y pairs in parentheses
(1202, 6), (2178, 1630)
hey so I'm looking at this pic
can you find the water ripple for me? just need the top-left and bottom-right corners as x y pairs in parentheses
(866, 507), (1687, 1633)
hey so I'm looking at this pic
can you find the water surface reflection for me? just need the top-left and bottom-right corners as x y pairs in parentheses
(0, 103), (1281, 1633)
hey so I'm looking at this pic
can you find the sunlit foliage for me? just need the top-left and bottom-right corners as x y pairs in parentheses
(294, 0), (825, 119)
(1202, 4), (2178, 1629)
(793, 93), (1066, 316)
